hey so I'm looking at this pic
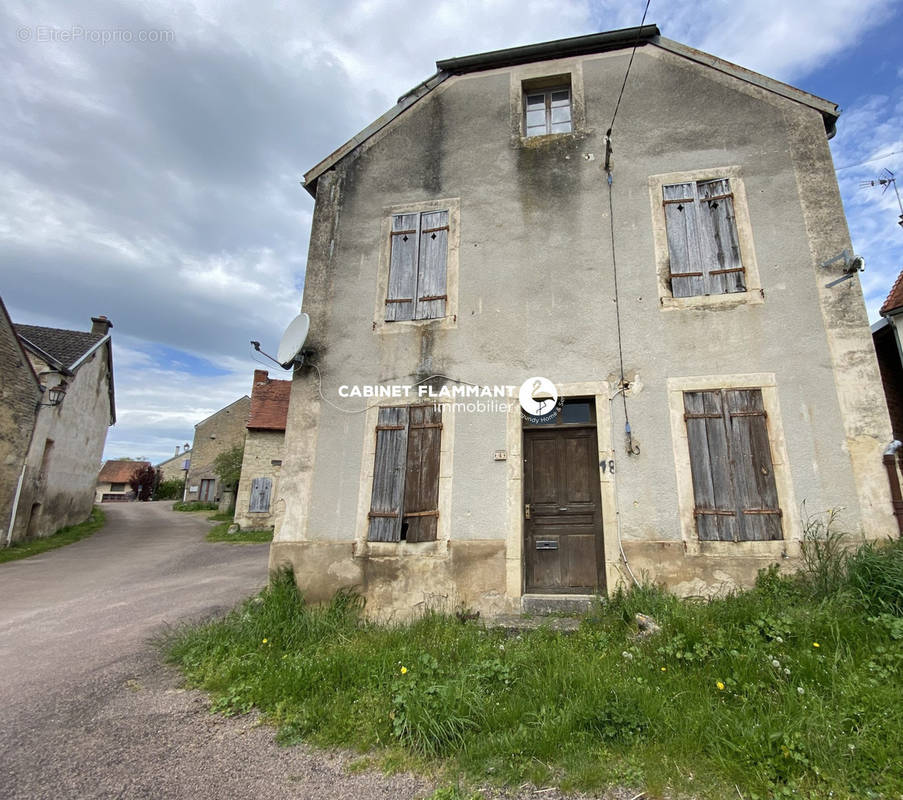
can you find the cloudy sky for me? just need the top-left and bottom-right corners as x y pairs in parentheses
(2, 0), (902, 464)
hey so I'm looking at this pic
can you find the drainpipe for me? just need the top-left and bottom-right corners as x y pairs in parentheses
(5, 462), (27, 546)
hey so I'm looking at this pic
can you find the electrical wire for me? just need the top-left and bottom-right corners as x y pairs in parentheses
(835, 149), (902, 172)
(606, 0), (652, 135)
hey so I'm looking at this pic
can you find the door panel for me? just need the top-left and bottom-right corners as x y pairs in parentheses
(524, 425), (604, 594)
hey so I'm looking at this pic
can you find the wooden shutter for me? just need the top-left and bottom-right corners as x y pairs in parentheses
(684, 389), (782, 542)
(386, 214), (418, 321)
(724, 390), (782, 540)
(663, 183), (705, 298)
(368, 407), (409, 541)
(403, 405), (442, 542)
(249, 477), (272, 512)
(684, 391), (738, 541)
(697, 179), (745, 294)
(415, 211), (448, 320)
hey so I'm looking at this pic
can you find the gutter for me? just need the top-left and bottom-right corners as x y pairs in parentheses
(5, 462), (27, 546)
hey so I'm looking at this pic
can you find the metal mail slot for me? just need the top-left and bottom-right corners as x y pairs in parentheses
(535, 540), (559, 550)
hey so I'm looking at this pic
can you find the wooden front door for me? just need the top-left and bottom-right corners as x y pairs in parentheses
(199, 479), (215, 503)
(523, 402), (604, 594)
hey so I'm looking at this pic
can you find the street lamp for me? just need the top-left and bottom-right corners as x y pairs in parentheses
(40, 381), (68, 407)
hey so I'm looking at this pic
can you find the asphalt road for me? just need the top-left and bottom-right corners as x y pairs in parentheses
(0, 502), (430, 800)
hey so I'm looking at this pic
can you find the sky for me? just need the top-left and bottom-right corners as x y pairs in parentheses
(1, 0), (902, 465)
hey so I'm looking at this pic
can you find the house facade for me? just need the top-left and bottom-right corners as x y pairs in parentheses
(873, 269), (903, 441)
(233, 370), (290, 530)
(184, 396), (251, 505)
(4, 312), (115, 543)
(271, 27), (895, 619)
(95, 459), (152, 502)
(156, 444), (191, 484)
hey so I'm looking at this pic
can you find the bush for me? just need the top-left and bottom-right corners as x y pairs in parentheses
(155, 478), (185, 500)
(173, 501), (218, 512)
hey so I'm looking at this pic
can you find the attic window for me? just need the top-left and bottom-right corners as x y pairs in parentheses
(523, 75), (572, 137)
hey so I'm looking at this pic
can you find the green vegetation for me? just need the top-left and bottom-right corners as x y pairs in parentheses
(205, 523), (273, 543)
(155, 478), (185, 500)
(213, 444), (244, 492)
(0, 508), (105, 564)
(166, 535), (903, 800)
(172, 501), (218, 512)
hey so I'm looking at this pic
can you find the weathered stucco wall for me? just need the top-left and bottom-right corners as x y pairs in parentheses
(0, 310), (40, 541)
(185, 397), (250, 503)
(13, 344), (113, 541)
(234, 430), (284, 529)
(272, 44), (895, 619)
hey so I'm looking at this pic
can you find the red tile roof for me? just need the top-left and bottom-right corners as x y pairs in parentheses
(98, 460), (151, 484)
(881, 268), (903, 316)
(247, 370), (291, 431)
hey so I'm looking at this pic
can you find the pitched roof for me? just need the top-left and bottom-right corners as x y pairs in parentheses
(248, 370), (291, 431)
(14, 323), (105, 372)
(0, 296), (39, 389)
(302, 26), (839, 196)
(98, 460), (151, 484)
(881, 268), (903, 316)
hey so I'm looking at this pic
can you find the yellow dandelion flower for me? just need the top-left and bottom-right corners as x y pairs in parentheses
(812, 642), (820, 648)
(262, 638), (268, 644)
(400, 666), (408, 674)
(660, 667), (667, 672)
(716, 681), (725, 691)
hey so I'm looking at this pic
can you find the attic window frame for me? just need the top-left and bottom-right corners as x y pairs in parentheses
(523, 77), (573, 138)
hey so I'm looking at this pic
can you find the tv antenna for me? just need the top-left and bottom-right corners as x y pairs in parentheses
(860, 169), (903, 228)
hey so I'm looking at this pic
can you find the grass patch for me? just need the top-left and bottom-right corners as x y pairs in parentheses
(205, 523), (273, 543)
(166, 538), (903, 800)
(173, 501), (218, 512)
(0, 507), (105, 564)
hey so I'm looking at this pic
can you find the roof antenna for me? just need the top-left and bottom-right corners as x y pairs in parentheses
(860, 169), (903, 228)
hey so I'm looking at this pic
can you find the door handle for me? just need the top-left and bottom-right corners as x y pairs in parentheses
(524, 503), (531, 520)
(558, 507), (568, 512)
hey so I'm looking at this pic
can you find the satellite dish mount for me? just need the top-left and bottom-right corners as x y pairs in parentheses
(250, 312), (311, 371)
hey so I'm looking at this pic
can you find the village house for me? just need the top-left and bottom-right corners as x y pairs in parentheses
(233, 370), (290, 530)
(1, 304), (115, 544)
(95, 459), (152, 502)
(184, 396), (251, 505)
(271, 27), (896, 619)
(873, 269), (903, 441)
(156, 444), (191, 484)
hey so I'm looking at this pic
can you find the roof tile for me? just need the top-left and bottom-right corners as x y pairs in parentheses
(98, 460), (151, 484)
(881, 268), (903, 316)
(248, 370), (291, 431)
(15, 324), (105, 371)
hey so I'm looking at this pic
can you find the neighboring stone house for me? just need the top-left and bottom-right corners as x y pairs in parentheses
(234, 370), (290, 530)
(0, 297), (42, 546)
(272, 27), (895, 620)
(873, 269), (903, 441)
(95, 459), (151, 502)
(184, 396), (251, 504)
(156, 444), (191, 484)
(3, 310), (115, 543)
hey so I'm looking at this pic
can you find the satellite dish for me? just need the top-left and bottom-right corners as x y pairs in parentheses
(276, 313), (310, 368)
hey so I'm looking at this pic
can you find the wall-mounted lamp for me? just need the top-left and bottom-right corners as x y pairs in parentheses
(40, 381), (68, 407)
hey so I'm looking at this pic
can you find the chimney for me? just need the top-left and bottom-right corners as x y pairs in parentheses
(91, 315), (113, 336)
(253, 369), (269, 386)
(175, 445), (180, 457)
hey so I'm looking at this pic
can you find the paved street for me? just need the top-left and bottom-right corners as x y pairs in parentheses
(0, 502), (429, 800)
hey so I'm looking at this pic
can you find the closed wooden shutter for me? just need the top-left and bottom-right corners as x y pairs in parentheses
(724, 389), (782, 541)
(697, 179), (745, 294)
(386, 214), (418, 321)
(663, 182), (705, 298)
(403, 405), (442, 542)
(684, 388), (782, 542)
(249, 477), (272, 512)
(368, 407), (409, 541)
(664, 179), (745, 297)
(416, 211), (448, 320)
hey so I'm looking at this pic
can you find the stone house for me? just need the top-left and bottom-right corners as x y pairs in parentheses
(3, 309), (115, 543)
(95, 459), (152, 502)
(272, 27), (895, 619)
(184, 396), (251, 504)
(233, 370), (290, 530)
(156, 444), (191, 484)
(873, 269), (903, 441)
(0, 297), (42, 545)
